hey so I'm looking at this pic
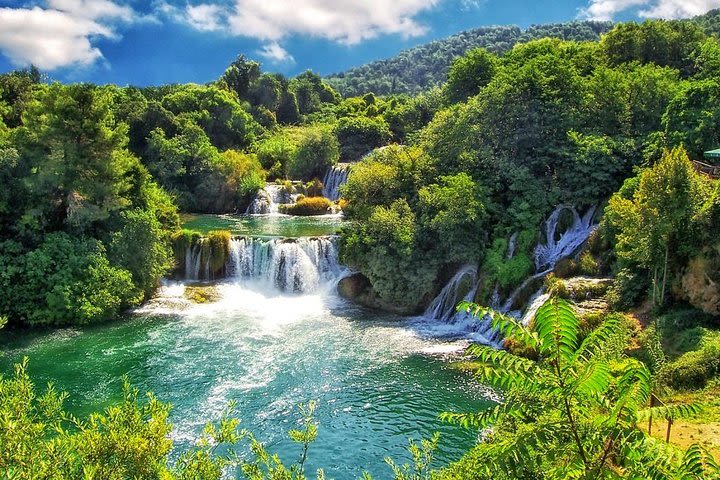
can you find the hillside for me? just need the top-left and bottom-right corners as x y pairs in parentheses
(326, 9), (720, 97)
(325, 21), (613, 96)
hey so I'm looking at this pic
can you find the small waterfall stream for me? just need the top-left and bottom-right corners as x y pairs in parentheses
(421, 266), (502, 346)
(246, 184), (298, 215)
(322, 164), (351, 201)
(422, 204), (598, 346)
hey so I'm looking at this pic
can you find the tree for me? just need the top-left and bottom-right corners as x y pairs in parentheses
(335, 115), (392, 161)
(287, 126), (339, 181)
(221, 54), (261, 100)
(444, 48), (498, 104)
(604, 147), (707, 307)
(443, 297), (714, 479)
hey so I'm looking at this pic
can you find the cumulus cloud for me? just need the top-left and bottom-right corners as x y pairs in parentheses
(186, 3), (226, 31)
(158, 0), (439, 65)
(0, 1), (141, 70)
(227, 0), (438, 44)
(580, 0), (720, 20)
(257, 41), (294, 63)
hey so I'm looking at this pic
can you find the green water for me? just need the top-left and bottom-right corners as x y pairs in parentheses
(1, 214), (492, 478)
(182, 213), (344, 238)
(0, 281), (492, 479)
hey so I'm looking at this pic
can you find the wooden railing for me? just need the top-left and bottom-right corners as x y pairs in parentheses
(693, 160), (720, 179)
(648, 394), (673, 443)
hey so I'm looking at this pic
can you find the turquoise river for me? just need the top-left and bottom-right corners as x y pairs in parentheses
(0, 214), (494, 479)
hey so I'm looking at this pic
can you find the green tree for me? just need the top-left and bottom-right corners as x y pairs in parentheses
(444, 48), (498, 104)
(335, 116), (392, 161)
(604, 147), (708, 307)
(287, 126), (339, 181)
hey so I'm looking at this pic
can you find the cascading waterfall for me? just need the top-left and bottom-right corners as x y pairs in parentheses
(422, 266), (502, 346)
(423, 205), (598, 346)
(322, 164), (351, 201)
(246, 184), (297, 215)
(225, 236), (341, 293)
(534, 205), (597, 272)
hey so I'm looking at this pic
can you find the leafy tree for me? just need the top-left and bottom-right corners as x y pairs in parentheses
(335, 115), (392, 161)
(604, 147), (709, 307)
(443, 297), (715, 479)
(445, 48), (498, 103)
(221, 54), (261, 100)
(0, 233), (136, 326)
(287, 126), (339, 181)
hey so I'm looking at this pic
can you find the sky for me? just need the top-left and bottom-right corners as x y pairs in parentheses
(0, 0), (718, 86)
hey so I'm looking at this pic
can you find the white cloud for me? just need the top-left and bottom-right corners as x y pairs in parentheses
(186, 3), (225, 31)
(46, 0), (134, 21)
(580, 0), (720, 20)
(0, 6), (113, 69)
(257, 41), (294, 63)
(227, 0), (438, 44)
(0, 1), (143, 70)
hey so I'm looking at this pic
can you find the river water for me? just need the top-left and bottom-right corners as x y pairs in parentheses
(0, 214), (494, 479)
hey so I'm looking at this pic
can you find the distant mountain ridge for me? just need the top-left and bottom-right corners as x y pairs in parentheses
(326, 9), (720, 97)
(325, 21), (613, 97)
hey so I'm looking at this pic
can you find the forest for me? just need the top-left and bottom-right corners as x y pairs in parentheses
(1, 8), (720, 480)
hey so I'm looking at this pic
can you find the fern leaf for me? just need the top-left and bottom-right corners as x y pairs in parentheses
(534, 297), (580, 367)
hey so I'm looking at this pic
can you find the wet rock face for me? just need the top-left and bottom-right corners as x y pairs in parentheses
(337, 273), (420, 316)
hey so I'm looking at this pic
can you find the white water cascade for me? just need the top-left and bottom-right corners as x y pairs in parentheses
(322, 164), (351, 201)
(246, 184), (297, 215)
(421, 266), (502, 346)
(534, 205), (597, 272)
(226, 236), (342, 293)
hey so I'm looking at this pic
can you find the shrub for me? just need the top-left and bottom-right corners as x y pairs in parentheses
(553, 257), (578, 278)
(1, 233), (136, 326)
(662, 329), (720, 389)
(279, 197), (331, 216)
(606, 268), (648, 310)
(287, 125), (339, 181)
(578, 251), (600, 276)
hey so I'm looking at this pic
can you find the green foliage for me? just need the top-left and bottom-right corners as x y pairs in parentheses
(662, 328), (720, 390)
(326, 21), (612, 96)
(287, 126), (339, 181)
(279, 197), (332, 216)
(444, 48), (498, 103)
(600, 20), (706, 75)
(109, 209), (173, 299)
(0, 233), (137, 326)
(335, 115), (391, 161)
(604, 147), (712, 307)
(445, 297), (715, 479)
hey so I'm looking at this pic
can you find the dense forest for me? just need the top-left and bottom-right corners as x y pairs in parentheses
(325, 20), (613, 96)
(2, 9), (720, 480)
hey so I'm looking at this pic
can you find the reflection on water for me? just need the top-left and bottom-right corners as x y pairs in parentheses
(181, 213), (344, 238)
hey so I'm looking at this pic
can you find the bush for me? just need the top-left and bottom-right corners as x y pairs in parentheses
(335, 115), (391, 161)
(0, 233), (137, 326)
(662, 329), (720, 389)
(606, 268), (648, 310)
(279, 197), (332, 216)
(578, 251), (600, 276)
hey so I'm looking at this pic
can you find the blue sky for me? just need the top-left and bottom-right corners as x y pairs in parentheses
(0, 0), (717, 86)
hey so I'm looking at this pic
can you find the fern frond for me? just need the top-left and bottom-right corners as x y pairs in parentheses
(636, 403), (704, 422)
(440, 404), (519, 429)
(679, 444), (720, 479)
(534, 297), (580, 368)
(458, 302), (539, 350)
(572, 314), (624, 365)
(571, 360), (611, 397)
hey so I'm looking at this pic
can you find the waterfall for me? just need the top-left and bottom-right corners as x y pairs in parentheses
(520, 290), (550, 326)
(534, 205), (597, 271)
(422, 265), (502, 346)
(246, 184), (297, 215)
(322, 164), (351, 201)
(225, 236), (341, 293)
